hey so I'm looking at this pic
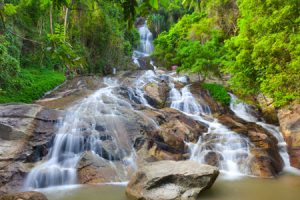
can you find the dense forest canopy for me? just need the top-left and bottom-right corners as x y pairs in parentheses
(0, 0), (299, 107)
(152, 0), (300, 107)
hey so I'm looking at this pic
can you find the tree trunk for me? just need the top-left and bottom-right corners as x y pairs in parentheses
(49, 4), (53, 34)
(63, 6), (69, 41)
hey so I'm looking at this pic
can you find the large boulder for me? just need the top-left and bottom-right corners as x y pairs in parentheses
(0, 104), (61, 193)
(0, 191), (47, 200)
(144, 81), (169, 108)
(278, 103), (300, 169)
(126, 160), (219, 200)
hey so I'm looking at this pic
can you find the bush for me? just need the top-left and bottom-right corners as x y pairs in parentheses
(0, 35), (20, 89)
(202, 83), (230, 105)
(0, 68), (65, 103)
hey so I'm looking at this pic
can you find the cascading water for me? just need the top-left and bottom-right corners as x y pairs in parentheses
(132, 21), (154, 67)
(168, 82), (252, 178)
(24, 78), (158, 189)
(134, 22), (154, 56)
(128, 70), (158, 107)
(229, 94), (300, 174)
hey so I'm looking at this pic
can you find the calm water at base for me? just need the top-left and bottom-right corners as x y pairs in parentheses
(41, 174), (300, 200)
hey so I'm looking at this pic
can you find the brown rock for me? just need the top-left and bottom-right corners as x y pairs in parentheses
(0, 191), (47, 200)
(136, 108), (208, 163)
(278, 103), (300, 169)
(144, 81), (170, 108)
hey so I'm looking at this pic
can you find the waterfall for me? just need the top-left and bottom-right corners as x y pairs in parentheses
(168, 82), (252, 179)
(135, 22), (154, 56)
(229, 93), (300, 174)
(24, 78), (157, 189)
(132, 21), (154, 68)
(127, 70), (159, 107)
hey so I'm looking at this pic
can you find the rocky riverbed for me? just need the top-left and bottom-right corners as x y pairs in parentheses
(0, 70), (299, 199)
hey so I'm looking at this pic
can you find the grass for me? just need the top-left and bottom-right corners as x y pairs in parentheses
(0, 68), (65, 103)
(202, 83), (231, 105)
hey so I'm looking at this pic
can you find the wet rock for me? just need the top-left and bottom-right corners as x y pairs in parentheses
(136, 57), (153, 70)
(218, 113), (283, 177)
(76, 151), (133, 184)
(126, 160), (219, 200)
(0, 191), (48, 200)
(190, 84), (228, 114)
(95, 140), (126, 161)
(144, 81), (170, 108)
(0, 104), (61, 193)
(278, 104), (300, 169)
(204, 151), (224, 167)
(136, 108), (208, 162)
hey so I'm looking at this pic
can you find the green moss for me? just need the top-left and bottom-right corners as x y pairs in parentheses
(202, 83), (230, 105)
(0, 68), (65, 103)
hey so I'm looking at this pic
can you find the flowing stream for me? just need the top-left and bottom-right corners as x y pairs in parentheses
(229, 94), (300, 174)
(24, 78), (159, 189)
(168, 83), (252, 178)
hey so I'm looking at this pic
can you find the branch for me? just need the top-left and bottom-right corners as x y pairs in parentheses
(6, 29), (43, 45)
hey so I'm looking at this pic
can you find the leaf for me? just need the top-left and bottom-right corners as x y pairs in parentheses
(159, 0), (168, 8)
(3, 4), (17, 16)
(149, 0), (159, 10)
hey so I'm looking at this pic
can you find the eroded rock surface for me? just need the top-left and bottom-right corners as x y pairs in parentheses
(136, 108), (207, 163)
(278, 104), (300, 169)
(0, 104), (62, 193)
(144, 81), (170, 108)
(126, 160), (219, 200)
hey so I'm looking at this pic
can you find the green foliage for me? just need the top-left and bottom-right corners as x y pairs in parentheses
(47, 24), (85, 73)
(223, 0), (300, 107)
(202, 83), (231, 105)
(0, 67), (65, 103)
(153, 0), (299, 107)
(147, 0), (188, 37)
(153, 13), (201, 67)
(0, 35), (20, 89)
(3, 3), (17, 16)
(175, 31), (223, 78)
(153, 10), (224, 79)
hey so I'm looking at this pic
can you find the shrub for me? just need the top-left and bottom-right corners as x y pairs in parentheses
(202, 83), (230, 105)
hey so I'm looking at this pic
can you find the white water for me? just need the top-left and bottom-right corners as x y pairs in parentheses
(24, 78), (159, 189)
(229, 94), (300, 174)
(132, 21), (154, 68)
(168, 84), (252, 179)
